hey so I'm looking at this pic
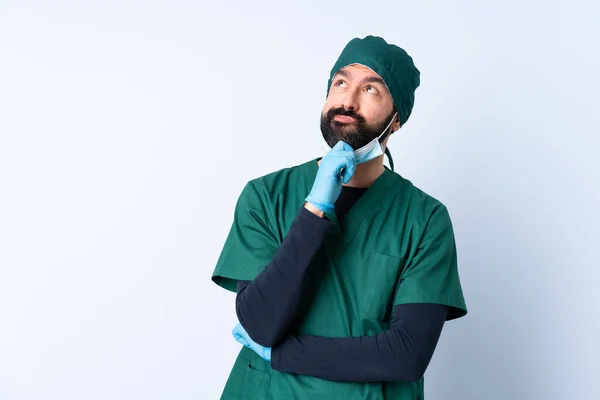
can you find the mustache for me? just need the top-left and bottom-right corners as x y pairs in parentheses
(327, 107), (365, 124)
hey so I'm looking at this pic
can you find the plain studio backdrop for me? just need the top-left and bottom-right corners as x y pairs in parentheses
(1, 1), (598, 399)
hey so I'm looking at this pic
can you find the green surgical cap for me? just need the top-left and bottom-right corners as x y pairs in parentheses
(327, 35), (421, 125)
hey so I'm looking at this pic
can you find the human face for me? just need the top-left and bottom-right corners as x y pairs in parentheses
(320, 64), (399, 150)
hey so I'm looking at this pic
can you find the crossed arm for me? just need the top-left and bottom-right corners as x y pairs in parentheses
(234, 206), (447, 382)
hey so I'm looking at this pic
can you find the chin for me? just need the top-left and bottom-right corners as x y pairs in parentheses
(332, 124), (358, 135)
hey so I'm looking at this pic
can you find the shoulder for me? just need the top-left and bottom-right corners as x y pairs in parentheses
(243, 159), (315, 200)
(250, 159), (313, 187)
(386, 173), (452, 242)
(391, 172), (453, 226)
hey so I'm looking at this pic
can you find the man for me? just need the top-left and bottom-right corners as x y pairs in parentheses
(211, 35), (467, 399)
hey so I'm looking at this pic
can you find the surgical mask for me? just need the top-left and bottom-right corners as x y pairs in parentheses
(320, 112), (398, 165)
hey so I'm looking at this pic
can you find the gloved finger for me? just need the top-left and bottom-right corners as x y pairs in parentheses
(331, 140), (354, 153)
(233, 331), (243, 341)
(263, 348), (272, 360)
(235, 336), (249, 347)
(233, 333), (249, 345)
(341, 155), (356, 184)
(233, 323), (251, 344)
(232, 323), (243, 336)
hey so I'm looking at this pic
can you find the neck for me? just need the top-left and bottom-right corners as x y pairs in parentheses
(345, 156), (385, 188)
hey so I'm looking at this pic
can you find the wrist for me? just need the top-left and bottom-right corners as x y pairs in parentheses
(303, 202), (326, 218)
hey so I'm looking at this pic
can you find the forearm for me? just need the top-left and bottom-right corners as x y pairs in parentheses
(235, 205), (331, 346)
(271, 303), (448, 382)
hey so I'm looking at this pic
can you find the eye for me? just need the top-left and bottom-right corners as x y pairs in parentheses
(334, 79), (347, 87)
(365, 85), (378, 94)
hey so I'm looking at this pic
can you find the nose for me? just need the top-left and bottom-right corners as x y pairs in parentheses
(338, 89), (359, 113)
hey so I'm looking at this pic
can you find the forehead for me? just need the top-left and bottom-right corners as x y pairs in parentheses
(334, 63), (384, 81)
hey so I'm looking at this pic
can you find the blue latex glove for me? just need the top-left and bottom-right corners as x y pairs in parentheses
(305, 141), (356, 213)
(232, 323), (272, 362)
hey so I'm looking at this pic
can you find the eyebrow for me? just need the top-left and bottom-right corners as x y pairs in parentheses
(333, 69), (387, 87)
(363, 76), (387, 87)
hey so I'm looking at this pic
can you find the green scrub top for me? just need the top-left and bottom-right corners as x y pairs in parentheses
(211, 158), (467, 400)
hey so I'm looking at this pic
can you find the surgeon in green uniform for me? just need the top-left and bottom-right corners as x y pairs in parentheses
(211, 35), (467, 399)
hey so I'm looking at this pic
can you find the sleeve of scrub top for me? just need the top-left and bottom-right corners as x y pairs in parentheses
(394, 204), (468, 320)
(211, 181), (280, 292)
(270, 303), (448, 382)
(234, 207), (332, 346)
(211, 181), (332, 346)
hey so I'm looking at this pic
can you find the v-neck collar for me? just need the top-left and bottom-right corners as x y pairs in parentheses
(337, 166), (399, 231)
(302, 158), (402, 259)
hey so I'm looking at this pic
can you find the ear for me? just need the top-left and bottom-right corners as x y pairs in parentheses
(391, 115), (402, 133)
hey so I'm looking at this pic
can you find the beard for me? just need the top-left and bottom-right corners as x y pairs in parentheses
(320, 107), (395, 150)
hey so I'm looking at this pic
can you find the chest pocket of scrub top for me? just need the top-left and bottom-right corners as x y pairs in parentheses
(362, 252), (405, 320)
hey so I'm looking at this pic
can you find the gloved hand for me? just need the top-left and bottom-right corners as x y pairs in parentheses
(305, 141), (356, 213)
(232, 323), (272, 362)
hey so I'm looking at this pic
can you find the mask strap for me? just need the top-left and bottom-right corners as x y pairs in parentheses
(385, 147), (394, 172)
(382, 112), (398, 171)
(377, 112), (398, 140)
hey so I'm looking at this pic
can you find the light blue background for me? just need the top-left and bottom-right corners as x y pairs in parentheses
(1, 1), (598, 399)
